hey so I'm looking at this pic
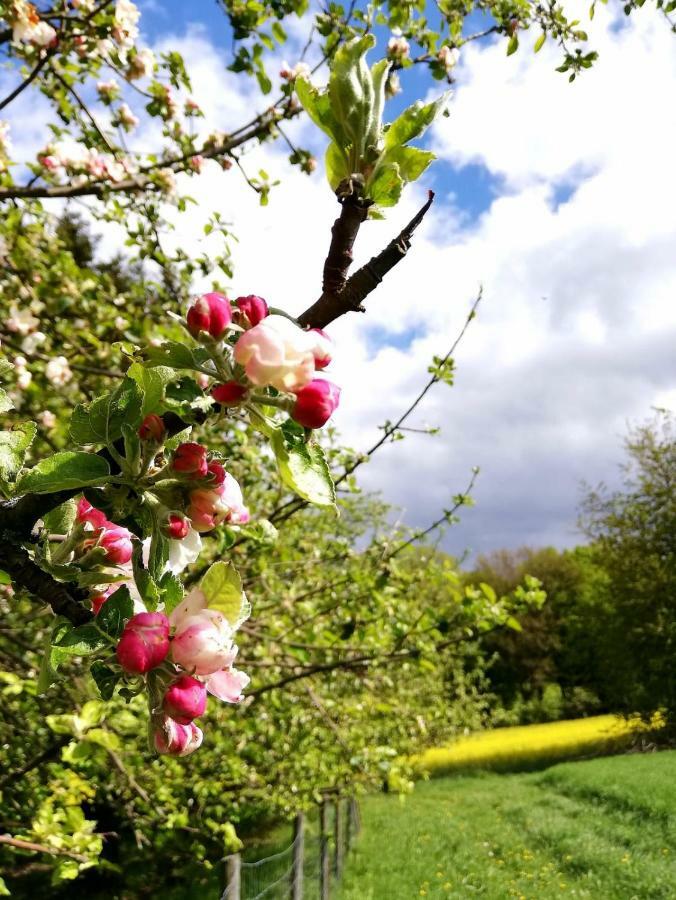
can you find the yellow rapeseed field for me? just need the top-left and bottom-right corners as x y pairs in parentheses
(409, 714), (663, 778)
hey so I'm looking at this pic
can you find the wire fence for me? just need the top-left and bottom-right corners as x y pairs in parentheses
(220, 796), (360, 900)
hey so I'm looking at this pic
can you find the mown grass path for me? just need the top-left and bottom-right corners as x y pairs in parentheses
(337, 751), (676, 899)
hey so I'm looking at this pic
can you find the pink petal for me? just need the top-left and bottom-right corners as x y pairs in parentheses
(206, 667), (250, 703)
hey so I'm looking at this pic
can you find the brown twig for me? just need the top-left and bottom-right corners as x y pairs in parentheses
(297, 191), (435, 329)
(0, 833), (89, 863)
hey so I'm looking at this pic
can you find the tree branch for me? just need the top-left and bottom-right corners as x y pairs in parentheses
(0, 833), (89, 863)
(0, 103), (300, 201)
(298, 190), (435, 329)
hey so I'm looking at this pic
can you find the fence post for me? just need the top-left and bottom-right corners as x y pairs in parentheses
(319, 799), (330, 900)
(333, 798), (343, 879)
(225, 853), (241, 900)
(290, 812), (305, 900)
(345, 797), (353, 854)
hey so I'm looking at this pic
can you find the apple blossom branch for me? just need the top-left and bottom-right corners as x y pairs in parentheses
(0, 102), (301, 201)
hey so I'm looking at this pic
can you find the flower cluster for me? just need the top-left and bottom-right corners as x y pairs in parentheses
(279, 61), (312, 81)
(438, 45), (460, 74)
(169, 441), (249, 533)
(114, 586), (249, 757)
(37, 142), (136, 185)
(183, 292), (341, 431)
(9, 1), (57, 47)
(387, 34), (410, 61)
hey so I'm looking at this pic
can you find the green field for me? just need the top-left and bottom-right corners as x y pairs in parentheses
(337, 751), (676, 899)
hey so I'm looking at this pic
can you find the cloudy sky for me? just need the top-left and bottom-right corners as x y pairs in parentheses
(5, 1), (676, 558)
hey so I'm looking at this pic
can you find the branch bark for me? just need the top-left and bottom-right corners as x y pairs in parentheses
(298, 190), (435, 329)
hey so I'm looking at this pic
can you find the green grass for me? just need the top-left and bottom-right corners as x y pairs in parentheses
(337, 751), (676, 899)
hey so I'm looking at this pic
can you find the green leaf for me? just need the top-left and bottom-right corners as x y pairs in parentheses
(17, 452), (110, 494)
(271, 430), (336, 507)
(200, 561), (249, 626)
(159, 571), (184, 614)
(0, 387), (13, 414)
(368, 58), (391, 150)
(90, 662), (120, 701)
(43, 498), (77, 534)
(325, 142), (351, 192)
(127, 362), (176, 416)
(534, 32), (546, 52)
(507, 34), (519, 56)
(295, 76), (344, 146)
(143, 340), (208, 372)
(0, 421), (36, 484)
(366, 162), (404, 208)
(70, 377), (143, 446)
(329, 34), (377, 157)
(84, 727), (121, 751)
(52, 622), (110, 656)
(96, 586), (133, 639)
(383, 146), (435, 184)
(147, 529), (169, 582)
(384, 93), (451, 151)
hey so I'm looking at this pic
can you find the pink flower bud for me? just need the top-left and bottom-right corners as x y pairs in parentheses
(171, 609), (236, 675)
(292, 379), (341, 429)
(153, 716), (203, 756)
(165, 513), (191, 540)
(234, 295), (269, 328)
(310, 328), (332, 370)
(186, 292), (232, 340)
(116, 612), (170, 674)
(91, 586), (114, 615)
(206, 461), (226, 486)
(138, 413), (165, 442)
(188, 473), (249, 532)
(212, 382), (248, 406)
(77, 497), (108, 530)
(172, 442), (208, 478)
(162, 675), (207, 724)
(99, 523), (133, 566)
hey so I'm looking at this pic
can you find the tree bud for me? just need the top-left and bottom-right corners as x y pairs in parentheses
(138, 413), (165, 442)
(234, 295), (269, 328)
(310, 328), (332, 370)
(162, 675), (207, 724)
(212, 382), (248, 406)
(186, 292), (232, 340)
(99, 523), (134, 566)
(164, 513), (191, 540)
(116, 612), (170, 674)
(172, 442), (208, 478)
(292, 379), (341, 429)
(153, 717), (203, 756)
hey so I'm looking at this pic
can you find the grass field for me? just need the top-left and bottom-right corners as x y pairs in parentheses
(337, 751), (676, 899)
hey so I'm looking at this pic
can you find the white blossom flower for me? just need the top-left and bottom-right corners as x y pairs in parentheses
(279, 60), (311, 81)
(38, 410), (56, 429)
(21, 331), (46, 354)
(387, 34), (410, 60)
(127, 47), (155, 80)
(112, 0), (140, 51)
(437, 45), (460, 72)
(115, 102), (139, 131)
(45, 356), (73, 386)
(12, 3), (57, 46)
(6, 304), (39, 335)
